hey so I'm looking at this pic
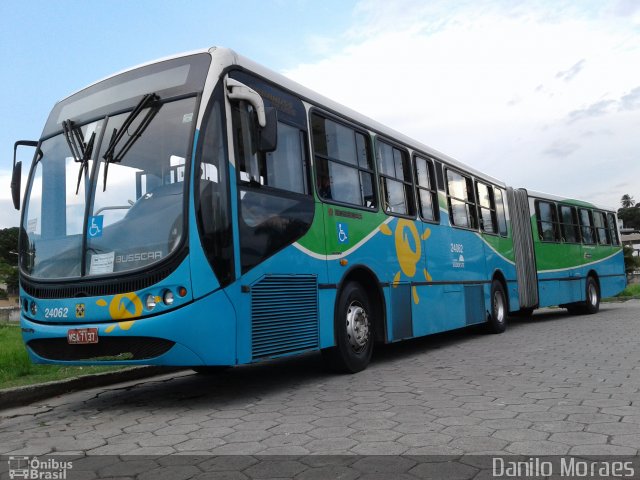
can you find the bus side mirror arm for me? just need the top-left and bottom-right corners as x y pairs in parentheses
(226, 78), (278, 153)
(226, 78), (267, 126)
(11, 140), (38, 210)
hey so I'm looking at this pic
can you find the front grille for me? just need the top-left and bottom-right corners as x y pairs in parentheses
(28, 336), (175, 361)
(21, 268), (173, 299)
(20, 249), (187, 299)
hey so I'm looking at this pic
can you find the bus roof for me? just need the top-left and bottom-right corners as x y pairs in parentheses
(526, 189), (616, 213)
(211, 47), (506, 189)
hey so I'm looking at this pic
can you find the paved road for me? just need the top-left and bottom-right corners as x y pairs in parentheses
(2, 301), (640, 457)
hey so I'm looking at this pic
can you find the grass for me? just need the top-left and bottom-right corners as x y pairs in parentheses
(0, 322), (125, 390)
(616, 283), (640, 298)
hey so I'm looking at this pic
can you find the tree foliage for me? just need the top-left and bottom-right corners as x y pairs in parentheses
(0, 228), (19, 294)
(0, 227), (19, 266)
(618, 206), (640, 230)
(623, 246), (640, 275)
(621, 194), (635, 208)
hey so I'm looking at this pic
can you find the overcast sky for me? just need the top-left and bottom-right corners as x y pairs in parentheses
(1, 0), (639, 229)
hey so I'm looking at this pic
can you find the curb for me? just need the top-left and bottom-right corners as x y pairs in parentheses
(0, 366), (184, 411)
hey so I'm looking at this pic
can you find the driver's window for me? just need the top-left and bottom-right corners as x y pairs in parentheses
(229, 73), (313, 273)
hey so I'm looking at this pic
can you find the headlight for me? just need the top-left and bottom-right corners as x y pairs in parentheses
(30, 301), (38, 316)
(163, 290), (174, 306)
(145, 294), (156, 311)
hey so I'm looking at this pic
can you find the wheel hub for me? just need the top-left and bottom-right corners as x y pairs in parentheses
(588, 283), (598, 306)
(494, 292), (505, 323)
(346, 301), (370, 352)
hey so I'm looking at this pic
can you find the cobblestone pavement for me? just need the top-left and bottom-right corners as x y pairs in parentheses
(1, 301), (639, 457)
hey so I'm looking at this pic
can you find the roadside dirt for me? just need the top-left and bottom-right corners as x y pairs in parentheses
(0, 296), (19, 308)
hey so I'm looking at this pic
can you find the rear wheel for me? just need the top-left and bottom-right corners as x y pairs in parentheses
(486, 280), (507, 334)
(566, 276), (600, 315)
(584, 276), (600, 314)
(322, 282), (374, 373)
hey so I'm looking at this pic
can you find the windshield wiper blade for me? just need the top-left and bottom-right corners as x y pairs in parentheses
(102, 93), (161, 191)
(62, 120), (95, 194)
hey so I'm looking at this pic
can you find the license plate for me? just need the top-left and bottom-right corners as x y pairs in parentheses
(67, 328), (99, 344)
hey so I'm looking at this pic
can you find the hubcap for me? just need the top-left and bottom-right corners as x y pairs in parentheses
(588, 282), (598, 306)
(346, 301), (370, 352)
(494, 292), (505, 323)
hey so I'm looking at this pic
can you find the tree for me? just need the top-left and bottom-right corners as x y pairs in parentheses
(623, 246), (640, 275)
(621, 194), (635, 208)
(0, 262), (18, 295)
(618, 206), (640, 230)
(0, 227), (19, 266)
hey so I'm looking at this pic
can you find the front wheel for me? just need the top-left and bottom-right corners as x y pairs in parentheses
(486, 280), (507, 334)
(322, 282), (374, 373)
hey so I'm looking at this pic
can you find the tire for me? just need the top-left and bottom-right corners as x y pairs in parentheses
(322, 282), (374, 373)
(566, 276), (600, 315)
(486, 280), (507, 334)
(584, 276), (600, 314)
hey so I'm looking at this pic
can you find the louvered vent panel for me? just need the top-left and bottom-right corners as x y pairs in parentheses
(251, 275), (318, 360)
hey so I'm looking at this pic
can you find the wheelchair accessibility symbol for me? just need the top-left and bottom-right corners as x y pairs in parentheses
(88, 215), (103, 238)
(337, 222), (349, 244)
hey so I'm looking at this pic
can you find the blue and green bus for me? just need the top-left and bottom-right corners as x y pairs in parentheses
(11, 47), (626, 373)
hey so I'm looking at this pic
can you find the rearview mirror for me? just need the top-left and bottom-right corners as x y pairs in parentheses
(11, 161), (22, 210)
(12, 140), (38, 210)
(258, 107), (278, 153)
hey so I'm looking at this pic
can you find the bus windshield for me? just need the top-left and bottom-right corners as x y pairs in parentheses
(20, 54), (210, 280)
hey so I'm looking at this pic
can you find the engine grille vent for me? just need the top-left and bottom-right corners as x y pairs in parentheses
(251, 275), (318, 360)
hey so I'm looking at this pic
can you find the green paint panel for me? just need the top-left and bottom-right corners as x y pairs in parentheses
(297, 202), (385, 255)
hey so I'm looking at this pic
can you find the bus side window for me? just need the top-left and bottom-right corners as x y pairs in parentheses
(233, 102), (308, 195)
(311, 114), (376, 209)
(414, 155), (438, 222)
(494, 187), (508, 237)
(593, 211), (609, 245)
(446, 169), (477, 229)
(476, 181), (497, 234)
(578, 208), (595, 244)
(559, 205), (579, 243)
(376, 140), (415, 216)
(607, 212), (620, 245)
(535, 200), (559, 242)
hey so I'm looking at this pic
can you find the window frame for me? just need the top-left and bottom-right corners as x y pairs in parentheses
(494, 187), (508, 237)
(578, 208), (596, 245)
(475, 181), (499, 236)
(558, 204), (580, 244)
(413, 154), (439, 223)
(592, 210), (610, 245)
(445, 168), (478, 231)
(607, 212), (620, 245)
(310, 110), (378, 212)
(233, 103), (311, 198)
(375, 137), (416, 218)
(535, 200), (560, 243)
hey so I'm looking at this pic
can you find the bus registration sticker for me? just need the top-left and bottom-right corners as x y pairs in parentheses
(67, 328), (99, 344)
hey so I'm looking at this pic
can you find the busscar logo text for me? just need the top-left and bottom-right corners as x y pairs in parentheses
(115, 251), (162, 264)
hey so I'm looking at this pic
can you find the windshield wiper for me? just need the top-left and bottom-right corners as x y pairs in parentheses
(102, 93), (161, 191)
(62, 120), (96, 194)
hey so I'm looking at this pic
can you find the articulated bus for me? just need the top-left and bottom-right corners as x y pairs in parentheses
(11, 47), (625, 373)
